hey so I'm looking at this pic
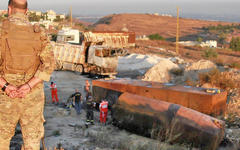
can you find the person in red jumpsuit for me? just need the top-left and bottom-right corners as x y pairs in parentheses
(99, 99), (108, 125)
(50, 81), (59, 104)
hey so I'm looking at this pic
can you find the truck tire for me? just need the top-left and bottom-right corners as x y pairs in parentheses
(55, 60), (63, 70)
(75, 65), (83, 73)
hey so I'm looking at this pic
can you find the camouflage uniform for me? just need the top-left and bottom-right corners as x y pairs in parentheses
(0, 13), (55, 150)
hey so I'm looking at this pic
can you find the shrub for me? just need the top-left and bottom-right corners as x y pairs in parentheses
(202, 48), (218, 59)
(229, 62), (240, 69)
(198, 69), (237, 90)
(196, 37), (203, 43)
(51, 34), (57, 42)
(52, 130), (61, 137)
(94, 16), (112, 25)
(170, 68), (184, 76)
(148, 34), (165, 41)
(230, 37), (240, 51)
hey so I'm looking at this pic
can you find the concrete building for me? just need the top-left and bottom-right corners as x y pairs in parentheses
(178, 41), (199, 46)
(59, 14), (65, 19)
(179, 40), (217, 48)
(35, 11), (42, 16)
(31, 20), (59, 29)
(47, 10), (57, 22)
(200, 40), (217, 48)
(136, 35), (149, 41)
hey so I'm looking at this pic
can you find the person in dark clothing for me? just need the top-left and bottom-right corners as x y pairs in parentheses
(86, 94), (95, 125)
(69, 89), (82, 115)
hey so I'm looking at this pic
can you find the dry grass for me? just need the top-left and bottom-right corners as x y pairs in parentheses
(225, 99), (240, 127)
(229, 62), (240, 69)
(198, 69), (237, 91)
(170, 68), (184, 76)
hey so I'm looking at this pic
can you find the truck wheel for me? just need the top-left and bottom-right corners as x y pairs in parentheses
(75, 65), (83, 73)
(55, 60), (63, 70)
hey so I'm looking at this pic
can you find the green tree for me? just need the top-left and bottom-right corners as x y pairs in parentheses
(40, 24), (45, 28)
(148, 33), (165, 41)
(197, 37), (203, 43)
(218, 33), (226, 45)
(202, 48), (218, 59)
(54, 15), (63, 22)
(230, 37), (240, 51)
(41, 13), (48, 20)
(28, 12), (40, 22)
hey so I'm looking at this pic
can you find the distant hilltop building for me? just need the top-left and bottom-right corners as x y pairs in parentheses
(136, 35), (150, 41)
(200, 40), (217, 48)
(151, 13), (172, 17)
(47, 10), (57, 22)
(46, 10), (65, 22)
(28, 9), (65, 24)
(161, 14), (172, 17)
(28, 10), (42, 16)
(179, 40), (217, 48)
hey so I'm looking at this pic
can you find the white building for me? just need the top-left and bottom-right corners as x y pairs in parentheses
(47, 10), (57, 22)
(59, 14), (65, 19)
(178, 41), (199, 46)
(200, 40), (217, 48)
(179, 40), (217, 48)
(31, 20), (58, 29)
(35, 11), (42, 16)
(136, 35), (149, 41)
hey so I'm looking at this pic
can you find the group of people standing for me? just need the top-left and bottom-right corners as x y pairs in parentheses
(50, 80), (109, 126)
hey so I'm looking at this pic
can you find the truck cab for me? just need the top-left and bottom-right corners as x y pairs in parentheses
(56, 27), (84, 45)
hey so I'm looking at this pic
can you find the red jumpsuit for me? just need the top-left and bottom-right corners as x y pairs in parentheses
(51, 83), (59, 103)
(99, 101), (108, 123)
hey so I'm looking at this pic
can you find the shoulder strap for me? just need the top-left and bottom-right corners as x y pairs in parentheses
(0, 19), (9, 64)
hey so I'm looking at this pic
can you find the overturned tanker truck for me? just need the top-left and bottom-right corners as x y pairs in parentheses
(52, 28), (135, 76)
(92, 78), (227, 150)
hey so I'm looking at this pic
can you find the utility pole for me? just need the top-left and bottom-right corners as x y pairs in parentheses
(176, 6), (180, 55)
(70, 6), (73, 27)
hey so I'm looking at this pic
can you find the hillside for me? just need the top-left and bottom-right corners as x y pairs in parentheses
(94, 13), (232, 39)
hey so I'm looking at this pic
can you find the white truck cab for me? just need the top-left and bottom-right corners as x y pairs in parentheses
(56, 27), (83, 45)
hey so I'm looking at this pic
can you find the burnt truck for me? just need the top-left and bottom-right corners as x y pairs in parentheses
(52, 28), (135, 76)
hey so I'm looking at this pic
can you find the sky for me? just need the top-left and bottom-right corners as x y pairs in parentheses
(0, 0), (240, 22)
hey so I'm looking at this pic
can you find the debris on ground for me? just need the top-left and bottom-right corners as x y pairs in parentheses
(143, 59), (179, 82)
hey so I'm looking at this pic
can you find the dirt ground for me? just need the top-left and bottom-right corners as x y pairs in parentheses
(10, 58), (240, 149)
(94, 14), (231, 38)
(43, 71), (240, 150)
(35, 71), (191, 149)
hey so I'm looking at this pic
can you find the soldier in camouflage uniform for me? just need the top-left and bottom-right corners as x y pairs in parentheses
(0, 0), (55, 149)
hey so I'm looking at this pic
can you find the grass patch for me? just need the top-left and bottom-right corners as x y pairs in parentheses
(148, 33), (165, 41)
(229, 62), (240, 69)
(202, 48), (218, 59)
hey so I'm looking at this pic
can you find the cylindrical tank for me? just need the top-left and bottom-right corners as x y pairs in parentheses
(112, 92), (225, 150)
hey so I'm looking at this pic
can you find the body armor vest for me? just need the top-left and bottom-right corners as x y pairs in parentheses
(1, 19), (41, 76)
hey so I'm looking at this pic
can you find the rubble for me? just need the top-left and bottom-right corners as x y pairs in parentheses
(117, 53), (163, 77)
(143, 59), (180, 82)
(184, 59), (217, 81)
(168, 57), (185, 64)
